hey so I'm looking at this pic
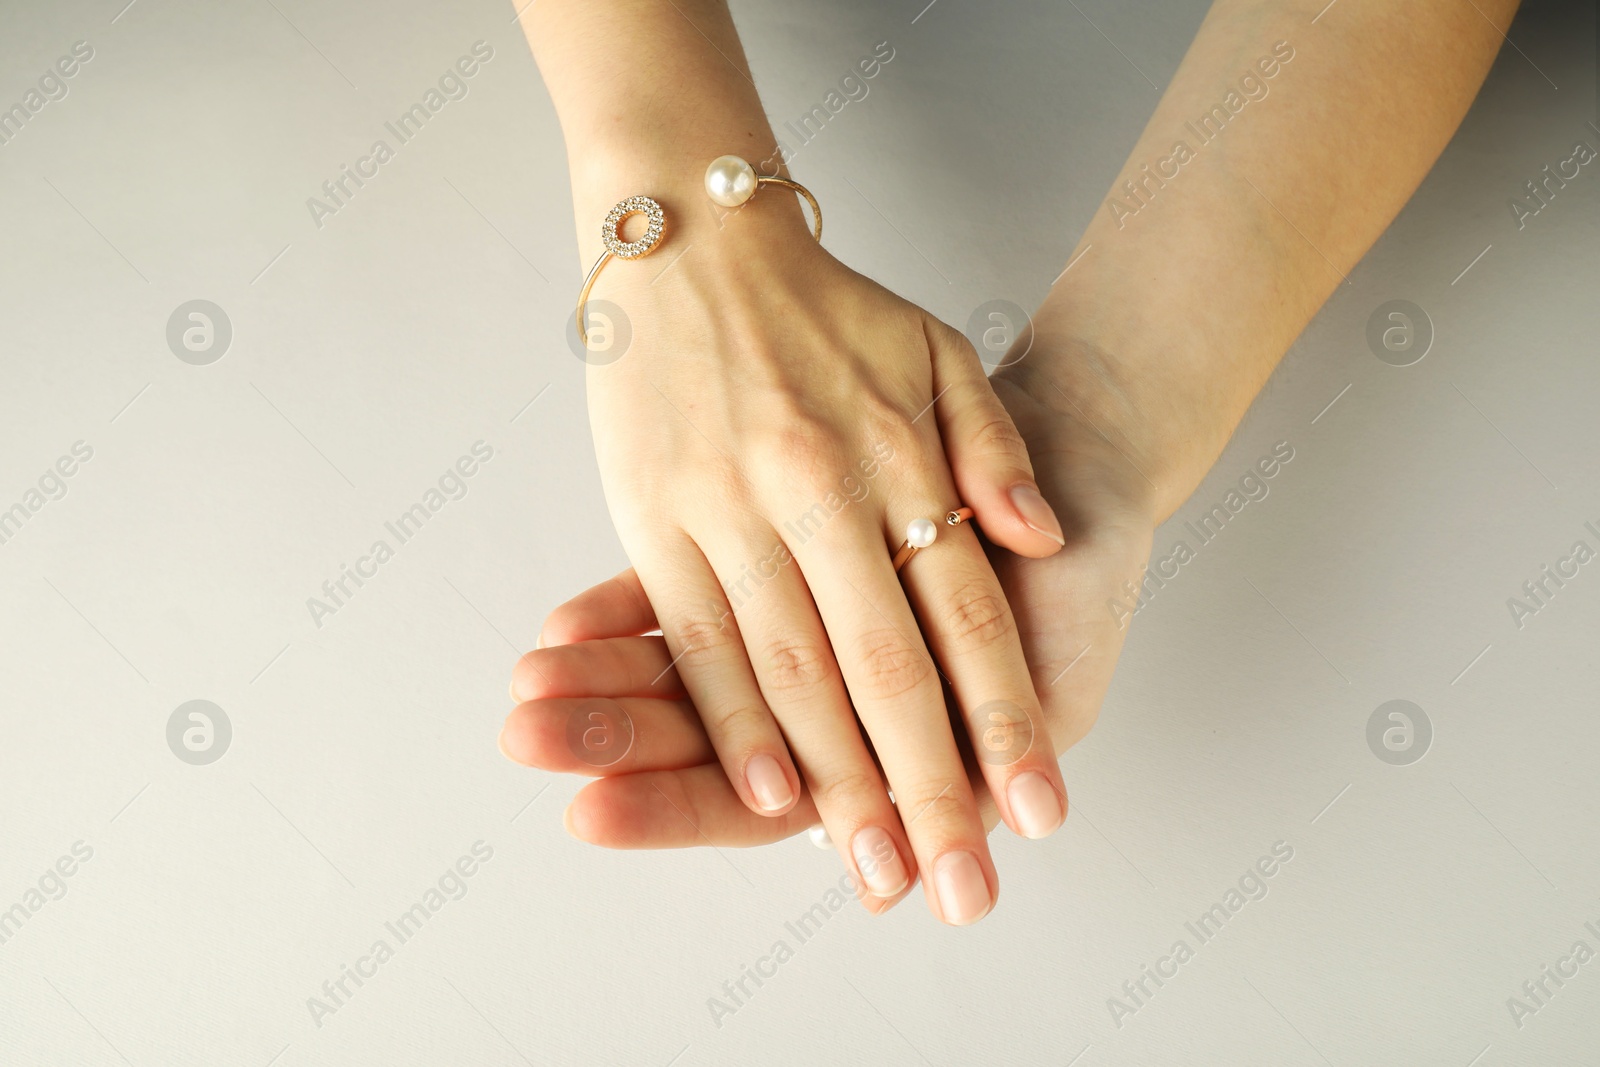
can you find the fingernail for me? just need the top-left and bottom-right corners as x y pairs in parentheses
(745, 754), (795, 812)
(1007, 771), (1063, 839)
(850, 827), (909, 897)
(1009, 484), (1066, 546)
(536, 631), (545, 649)
(933, 851), (991, 925)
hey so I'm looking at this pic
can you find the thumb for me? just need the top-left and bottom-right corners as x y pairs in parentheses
(925, 317), (1066, 558)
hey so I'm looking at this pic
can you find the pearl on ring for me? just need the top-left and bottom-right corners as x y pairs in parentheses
(704, 155), (759, 207)
(906, 518), (939, 550)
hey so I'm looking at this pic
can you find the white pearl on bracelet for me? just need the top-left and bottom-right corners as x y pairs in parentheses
(906, 517), (939, 549)
(704, 154), (759, 207)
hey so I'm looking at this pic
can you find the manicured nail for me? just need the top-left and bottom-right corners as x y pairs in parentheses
(851, 827), (909, 897)
(1007, 771), (1063, 839)
(536, 631), (545, 649)
(745, 754), (794, 812)
(933, 851), (991, 925)
(1009, 483), (1066, 546)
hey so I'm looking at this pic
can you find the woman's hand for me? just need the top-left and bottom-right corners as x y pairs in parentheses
(502, 353), (1160, 914)
(550, 188), (1077, 925)
(521, 0), (1079, 925)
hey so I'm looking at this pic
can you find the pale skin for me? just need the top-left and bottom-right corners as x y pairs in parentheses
(519, 0), (1080, 928)
(506, 0), (1520, 922)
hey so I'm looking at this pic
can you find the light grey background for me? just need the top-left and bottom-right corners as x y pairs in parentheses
(1, 0), (1596, 1063)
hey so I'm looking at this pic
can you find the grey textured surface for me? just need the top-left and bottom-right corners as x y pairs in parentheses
(0, 1), (1596, 1064)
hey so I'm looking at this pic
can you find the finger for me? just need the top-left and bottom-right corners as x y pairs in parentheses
(568, 764), (819, 850)
(541, 569), (656, 648)
(523, 563), (1039, 839)
(499, 696), (712, 774)
(699, 525), (916, 906)
(926, 317), (1066, 558)
(511, 635), (682, 703)
(894, 502), (1068, 843)
(790, 510), (998, 926)
(629, 532), (802, 818)
(544, 686), (1004, 841)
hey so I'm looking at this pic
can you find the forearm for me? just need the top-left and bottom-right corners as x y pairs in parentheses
(1012, 0), (1519, 521)
(520, 0), (801, 265)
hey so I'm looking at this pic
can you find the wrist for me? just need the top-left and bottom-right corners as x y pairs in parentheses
(573, 156), (825, 342)
(568, 143), (808, 266)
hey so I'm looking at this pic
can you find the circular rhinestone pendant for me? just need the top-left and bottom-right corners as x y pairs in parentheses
(600, 195), (666, 259)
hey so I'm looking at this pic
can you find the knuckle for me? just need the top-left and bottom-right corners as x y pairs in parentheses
(870, 415), (921, 463)
(754, 398), (909, 501)
(965, 414), (1028, 459)
(855, 629), (935, 700)
(900, 782), (968, 828)
(810, 768), (887, 812)
(670, 611), (737, 659)
(940, 582), (1014, 649)
(756, 637), (832, 694)
(760, 412), (841, 470)
(855, 393), (917, 446)
(751, 420), (854, 504)
(705, 702), (771, 740)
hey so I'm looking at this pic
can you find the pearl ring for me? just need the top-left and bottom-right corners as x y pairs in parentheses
(892, 507), (975, 573)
